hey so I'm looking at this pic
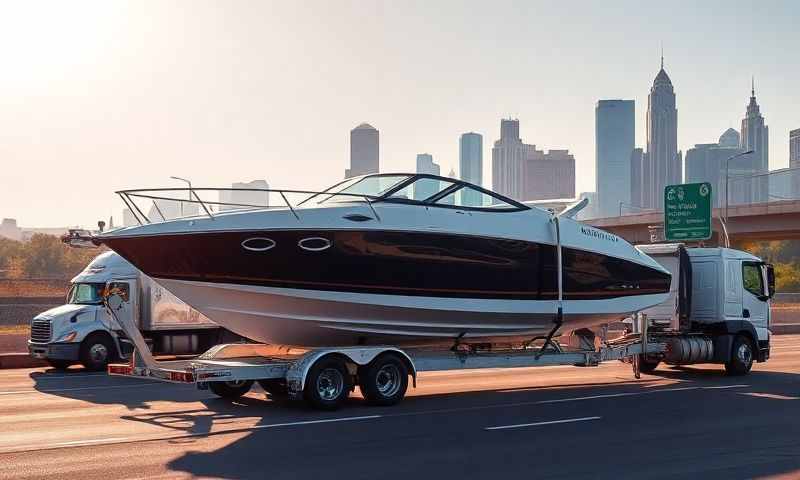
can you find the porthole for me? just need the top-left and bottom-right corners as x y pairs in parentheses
(241, 237), (276, 252)
(298, 237), (332, 252)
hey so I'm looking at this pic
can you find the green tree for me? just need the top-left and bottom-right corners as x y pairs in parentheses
(21, 234), (67, 277)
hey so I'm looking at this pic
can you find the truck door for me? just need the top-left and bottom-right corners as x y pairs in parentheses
(106, 281), (136, 330)
(741, 261), (769, 334)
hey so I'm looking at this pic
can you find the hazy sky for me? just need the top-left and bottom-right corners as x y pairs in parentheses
(1, 0), (798, 227)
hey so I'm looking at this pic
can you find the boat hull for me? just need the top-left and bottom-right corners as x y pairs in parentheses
(156, 278), (668, 347)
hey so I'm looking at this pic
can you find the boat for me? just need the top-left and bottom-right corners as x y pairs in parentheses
(94, 173), (671, 347)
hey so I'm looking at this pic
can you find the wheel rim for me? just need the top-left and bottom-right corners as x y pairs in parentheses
(375, 364), (401, 397)
(89, 344), (108, 364)
(737, 342), (753, 365)
(316, 368), (344, 401)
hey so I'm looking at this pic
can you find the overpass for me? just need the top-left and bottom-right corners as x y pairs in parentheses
(589, 199), (800, 244)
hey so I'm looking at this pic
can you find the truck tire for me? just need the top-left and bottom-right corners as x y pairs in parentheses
(638, 356), (660, 374)
(209, 380), (254, 399)
(47, 359), (74, 370)
(359, 353), (409, 406)
(304, 356), (351, 410)
(79, 334), (117, 371)
(725, 335), (754, 376)
(258, 379), (289, 398)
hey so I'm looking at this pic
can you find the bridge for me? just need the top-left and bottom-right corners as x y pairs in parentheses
(589, 199), (800, 244)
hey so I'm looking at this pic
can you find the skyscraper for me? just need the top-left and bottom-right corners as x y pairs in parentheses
(595, 100), (635, 217)
(492, 119), (526, 199)
(522, 147), (576, 201)
(414, 153), (440, 200)
(630, 148), (645, 211)
(219, 180), (270, 211)
(790, 128), (800, 196)
(346, 123), (379, 178)
(644, 56), (680, 210)
(719, 128), (740, 148)
(685, 139), (744, 208)
(460, 132), (483, 206)
(740, 79), (769, 203)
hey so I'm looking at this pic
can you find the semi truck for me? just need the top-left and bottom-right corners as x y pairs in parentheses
(104, 244), (774, 410)
(28, 251), (243, 370)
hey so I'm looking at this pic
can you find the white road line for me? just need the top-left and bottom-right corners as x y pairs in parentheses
(486, 416), (602, 431)
(0, 382), (165, 395)
(49, 437), (131, 447)
(250, 415), (382, 430)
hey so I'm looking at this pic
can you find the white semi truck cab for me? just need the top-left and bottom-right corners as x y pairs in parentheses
(28, 251), (242, 370)
(635, 244), (775, 373)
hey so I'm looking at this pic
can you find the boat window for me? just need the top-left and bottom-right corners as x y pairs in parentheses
(316, 175), (411, 204)
(434, 186), (519, 210)
(386, 177), (455, 202)
(67, 283), (105, 305)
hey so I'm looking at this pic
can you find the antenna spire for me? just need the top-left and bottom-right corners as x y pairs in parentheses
(751, 75), (755, 97)
(660, 43), (664, 69)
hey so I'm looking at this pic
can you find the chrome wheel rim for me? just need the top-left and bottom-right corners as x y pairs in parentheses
(737, 342), (752, 365)
(89, 344), (108, 363)
(375, 364), (401, 397)
(316, 368), (344, 401)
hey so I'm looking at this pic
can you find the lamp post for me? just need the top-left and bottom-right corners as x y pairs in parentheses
(170, 176), (192, 217)
(724, 150), (753, 224)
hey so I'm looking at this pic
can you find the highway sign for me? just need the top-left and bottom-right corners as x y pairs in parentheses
(664, 182), (712, 241)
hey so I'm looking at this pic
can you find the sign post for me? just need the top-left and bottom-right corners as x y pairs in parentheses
(664, 182), (712, 241)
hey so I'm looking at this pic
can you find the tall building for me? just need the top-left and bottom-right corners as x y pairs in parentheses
(0, 218), (22, 241)
(219, 180), (270, 211)
(685, 140), (744, 208)
(719, 128), (740, 148)
(460, 132), (483, 206)
(522, 147), (575, 201)
(346, 123), (379, 178)
(414, 153), (440, 200)
(643, 56), (680, 210)
(740, 80), (769, 202)
(595, 100), (635, 217)
(791, 128), (800, 196)
(492, 119), (526, 199)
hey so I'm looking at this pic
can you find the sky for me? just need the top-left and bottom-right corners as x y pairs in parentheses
(1, 0), (798, 228)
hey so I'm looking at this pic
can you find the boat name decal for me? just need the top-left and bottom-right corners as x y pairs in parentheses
(580, 226), (619, 243)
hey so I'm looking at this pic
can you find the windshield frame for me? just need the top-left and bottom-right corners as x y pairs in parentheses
(67, 282), (106, 305)
(378, 174), (530, 212)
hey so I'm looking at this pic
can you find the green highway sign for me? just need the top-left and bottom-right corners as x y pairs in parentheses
(664, 182), (712, 241)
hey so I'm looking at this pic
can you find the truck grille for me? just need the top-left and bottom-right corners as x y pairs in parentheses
(30, 319), (52, 343)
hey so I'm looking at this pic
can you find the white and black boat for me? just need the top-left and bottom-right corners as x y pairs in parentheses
(95, 173), (671, 347)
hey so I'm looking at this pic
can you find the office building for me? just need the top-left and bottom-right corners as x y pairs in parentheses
(415, 153), (440, 200)
(643, 56), (680, 210)
(740, 80), (769, 202)
(595, 100), (635, 217)
(346, 123), (379, 178)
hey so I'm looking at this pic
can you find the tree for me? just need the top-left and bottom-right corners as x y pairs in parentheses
(21, 234), (67, 277)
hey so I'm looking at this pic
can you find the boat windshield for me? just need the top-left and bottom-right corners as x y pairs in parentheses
(308, 174), (411, 205)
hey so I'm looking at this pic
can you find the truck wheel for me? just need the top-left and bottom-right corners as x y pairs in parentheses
(304, 357), (351, 410)
(79, 334), (116, 371)
(638, 356), (660, 374)
(258, 379), (289, 398)
(725, 335), (754, 376)
(209, 380), (254, 399)
(359, 354), (408, 406)
(47, 359), (74, 370)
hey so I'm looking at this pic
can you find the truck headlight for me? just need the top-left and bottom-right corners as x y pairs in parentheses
(58, 331), (78, 342)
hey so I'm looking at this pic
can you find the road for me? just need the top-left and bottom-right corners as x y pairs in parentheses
(0, 336), (798, 480)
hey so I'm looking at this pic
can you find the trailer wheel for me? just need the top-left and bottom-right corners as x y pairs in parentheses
(359, 354), (409, 406)
(638, 356), (660, 374)
(79, 333), (116, 371)
(258, 379), (289, 398)
(725, 335), (754, 376)
(47, 359), (74, 370)
(209, 380), (254, 399)
(304, 356), (351, 410)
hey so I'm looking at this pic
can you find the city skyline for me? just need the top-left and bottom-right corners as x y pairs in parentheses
(1, 1), (798, 227)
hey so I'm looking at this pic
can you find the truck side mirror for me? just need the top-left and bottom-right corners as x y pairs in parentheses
(765, 264), (776, 299)
(105, 293), (124, 311)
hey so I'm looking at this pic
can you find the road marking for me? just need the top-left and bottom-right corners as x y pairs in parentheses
(486, 416), (601, 431)
(49, 437), (131, 447)
(0, 382), (165, 395)
(741, 392), (799, 400)
(250, 415), (382, 430)
(534, 384), (749, 404)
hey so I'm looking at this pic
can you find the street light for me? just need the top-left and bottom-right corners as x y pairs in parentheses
(724, 150), (754, 223)
(170, 176), (192, 217)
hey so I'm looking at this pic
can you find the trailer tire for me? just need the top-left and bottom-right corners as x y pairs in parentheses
(359, 353), (409, 406)
(638, 356), (660, 374)
(258, 379), (289, 398)
(304, 356), (351, 410)
(725, 335), (754, 376)
(209, 380), (254, 399)
(79, 333), (116, 371)
(47, 359), (74, 370)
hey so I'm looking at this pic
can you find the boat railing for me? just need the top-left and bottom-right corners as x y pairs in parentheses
(116, 187), (383, 226)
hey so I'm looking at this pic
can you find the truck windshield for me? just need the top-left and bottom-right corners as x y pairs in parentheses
(67, 283), (105, 305)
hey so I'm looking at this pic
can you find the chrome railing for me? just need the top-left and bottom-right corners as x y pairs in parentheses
(117, 187), (383, 226)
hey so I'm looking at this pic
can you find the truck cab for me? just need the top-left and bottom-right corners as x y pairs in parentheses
(29, 251), (236, 371)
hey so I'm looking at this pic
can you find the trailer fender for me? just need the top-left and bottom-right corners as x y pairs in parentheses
(286, 347), (417, 396)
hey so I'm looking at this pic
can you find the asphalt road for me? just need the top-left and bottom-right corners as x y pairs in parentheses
(0, 336), (798, 480)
